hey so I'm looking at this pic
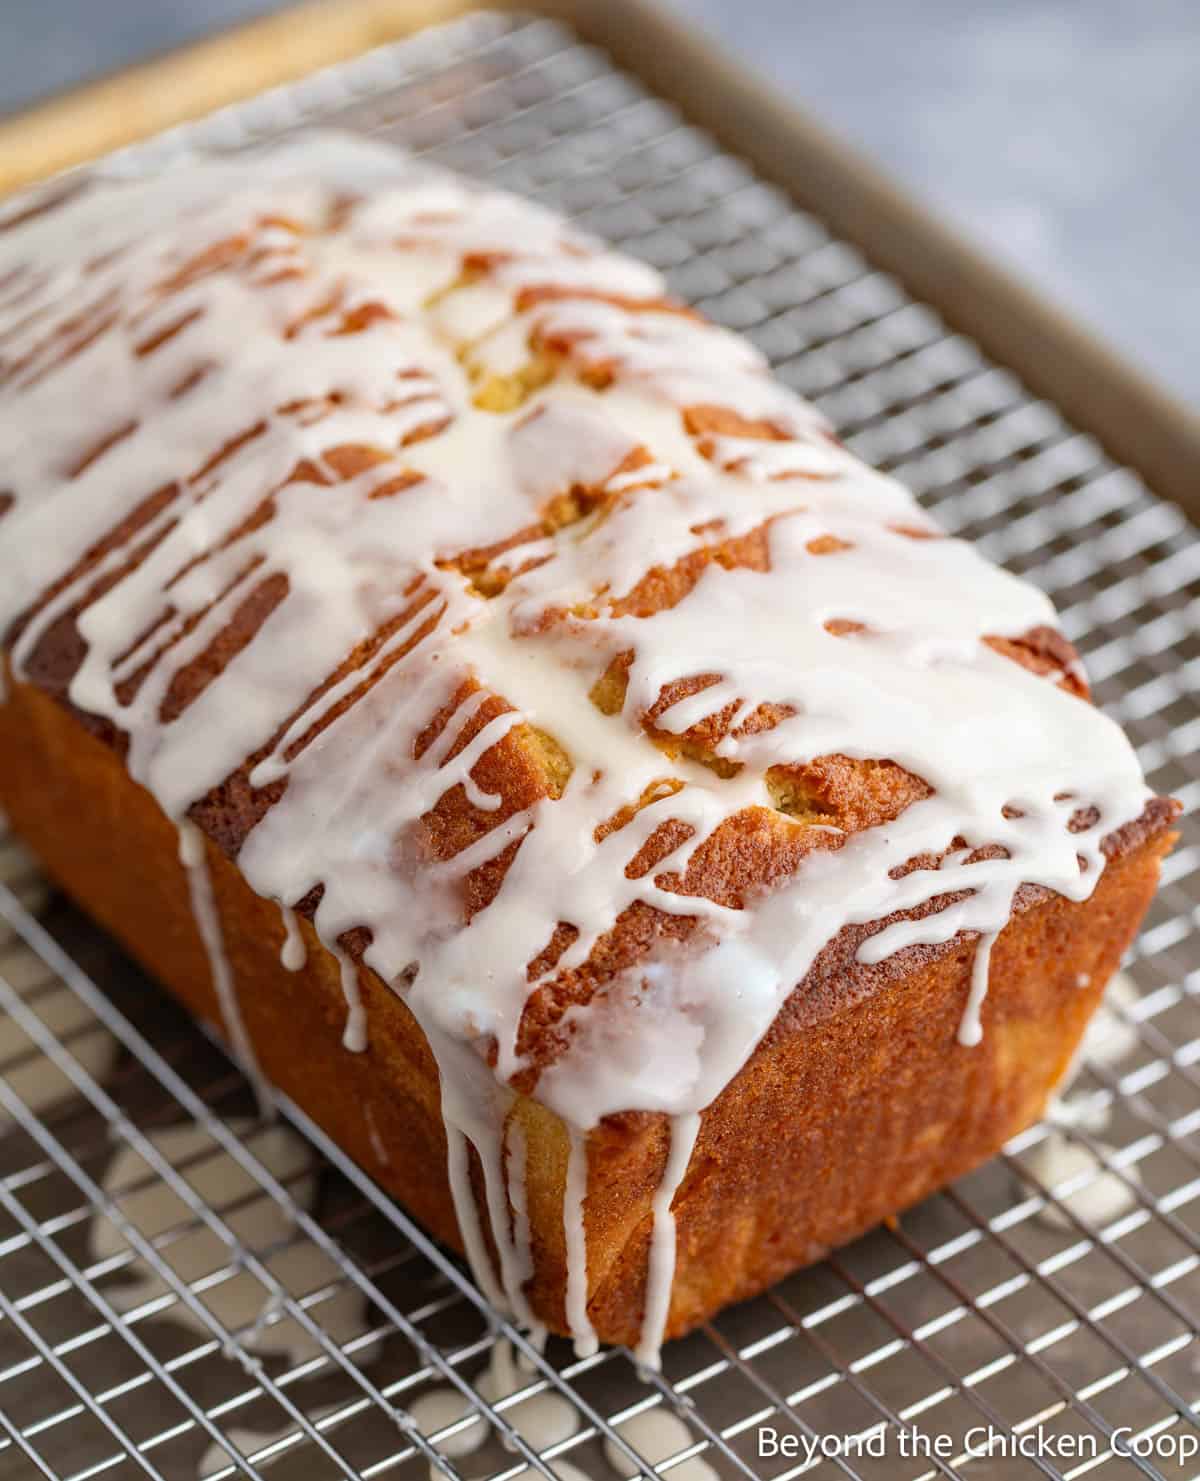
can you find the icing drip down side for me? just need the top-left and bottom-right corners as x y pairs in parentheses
(0, 133), (1160, 1362)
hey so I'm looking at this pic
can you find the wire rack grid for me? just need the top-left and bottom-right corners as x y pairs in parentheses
(0, 9), (1197, 1480)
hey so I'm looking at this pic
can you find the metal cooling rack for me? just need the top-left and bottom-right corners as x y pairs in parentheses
(1, 10), (1197, 1480)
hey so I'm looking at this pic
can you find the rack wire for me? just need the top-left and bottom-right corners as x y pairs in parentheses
(0, 10), (1197, 1479)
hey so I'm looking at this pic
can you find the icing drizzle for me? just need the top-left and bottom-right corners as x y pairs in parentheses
(0, 133), (1153, 1363)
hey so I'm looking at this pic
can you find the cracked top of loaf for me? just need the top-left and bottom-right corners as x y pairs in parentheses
(0, 134), (1169, 1123)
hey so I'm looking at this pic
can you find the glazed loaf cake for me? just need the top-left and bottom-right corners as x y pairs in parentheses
(0, 134), (1176, 1364)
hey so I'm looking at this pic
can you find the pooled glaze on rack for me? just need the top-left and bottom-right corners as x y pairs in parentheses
(407, 1337), (581, 1471)
(0, 133), (1154, 1365)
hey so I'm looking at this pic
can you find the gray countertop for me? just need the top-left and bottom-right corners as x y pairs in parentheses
(2, 0), (1197, 403)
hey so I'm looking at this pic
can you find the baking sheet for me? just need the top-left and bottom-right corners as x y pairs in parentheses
(0, 6), (1197, 1478)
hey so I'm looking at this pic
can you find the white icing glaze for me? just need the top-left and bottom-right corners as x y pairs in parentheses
(407, 1337), (581, 1476)
(603, 1408), (718, 1481)
(425, 1020), (541, 1333)
(0, 132), (1154, 1364)
(279, 904), (306, 971)
(178, 822), (272, 1114)
(564, 1126), (598, 1358)
(636, 1111), (701, 1370)
(1027, 1133), (1139, 1231)
(406, 1385), (489, 1461)
(503, 1117), (535, 1323)
(332, 943), (367, 1053)
(478, 1337), (581, 1452)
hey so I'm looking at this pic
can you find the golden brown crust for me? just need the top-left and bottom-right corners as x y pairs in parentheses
(0, 195), (1179, 1348)
(5, 515), (1179, 1080)
(0, 208), (1151, 1092)
(0, 674), (1174, 1345)
(14, 465), (1140, 1086)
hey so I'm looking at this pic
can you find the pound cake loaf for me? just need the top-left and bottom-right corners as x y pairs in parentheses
(0, 134), (1176, 1364)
